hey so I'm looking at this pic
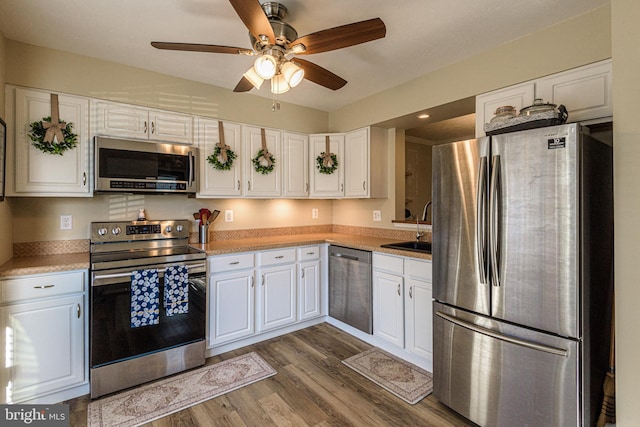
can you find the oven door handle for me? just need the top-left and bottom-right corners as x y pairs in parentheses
(92, 263), (206, 281)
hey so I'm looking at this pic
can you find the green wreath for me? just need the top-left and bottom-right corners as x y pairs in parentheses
(316, 152), (339, 174)
(28, 116), (78, 155)
(207, 145), (237, 170)
(252, 149), (276, 175)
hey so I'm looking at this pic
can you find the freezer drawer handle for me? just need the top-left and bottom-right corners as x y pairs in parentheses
(436, 311), (568, 357)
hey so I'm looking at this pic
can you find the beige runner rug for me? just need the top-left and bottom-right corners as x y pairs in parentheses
(88, 352), (276, 427)
(343, 348), (433, 405)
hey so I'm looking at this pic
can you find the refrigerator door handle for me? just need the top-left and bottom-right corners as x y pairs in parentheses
(476, 157), (488, 284)
(435, 311), (568, 357)
(489, 155), (501, 287)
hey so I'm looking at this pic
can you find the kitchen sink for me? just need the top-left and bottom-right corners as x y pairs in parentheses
(380, 241), (432, 254)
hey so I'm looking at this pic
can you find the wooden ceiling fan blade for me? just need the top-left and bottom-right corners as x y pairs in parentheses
(233, 76), (255, 92)
(228, 0), (275, 45)
(293, 58), (347, 90)
(151, 42), (251, 55)
(290, 18), (386, 55)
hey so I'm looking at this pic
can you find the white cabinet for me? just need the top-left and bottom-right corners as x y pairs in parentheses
(344, 127), (388, 198)
(475, 59), (613, 136)
(475, 82), (536, 137)
(243, 125), (282, 197)
(93, 100), (193, 144)
(208, 253), (255, 346)
(257, 248), (297, 332)
(197, 118), (243, 197)
(282, 132), (309, 198)
(537, 59), (612, 123)
(309, 133), (345, 198)
(0, 271), (87, 404)
(298, 246), (321, 320)
(404, 259), (433, 360)
(10, 87), (90, 196)
(372, 253), (433, 362)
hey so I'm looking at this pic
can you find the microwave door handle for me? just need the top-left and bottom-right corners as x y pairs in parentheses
(189, 151), (195, 185)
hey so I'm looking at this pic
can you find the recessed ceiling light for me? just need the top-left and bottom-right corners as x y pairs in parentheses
(418, 113), (430, 119)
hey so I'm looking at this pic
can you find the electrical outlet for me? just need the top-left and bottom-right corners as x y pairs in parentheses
(60, 215), (72, 230)
(225, 210), (234, 222)
(373, 210), (382, 222)
(312, 208), (319, 219)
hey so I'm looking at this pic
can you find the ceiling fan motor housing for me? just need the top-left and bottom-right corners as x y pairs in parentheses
(250, 2), (298, 50)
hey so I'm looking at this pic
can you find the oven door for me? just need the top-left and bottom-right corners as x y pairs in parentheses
(90, 260), (206, 369)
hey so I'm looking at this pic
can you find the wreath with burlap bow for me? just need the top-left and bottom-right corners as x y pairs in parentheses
(28, 94), (78, 155)
(315, 136), (338, 174)
(252, 128), (276, 175)
(207, 121), (237, 170)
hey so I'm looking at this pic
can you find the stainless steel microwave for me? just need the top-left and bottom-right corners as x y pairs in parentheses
(94, 136), (198, 194)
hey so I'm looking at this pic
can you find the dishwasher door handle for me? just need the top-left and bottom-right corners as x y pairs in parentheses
(331, 253), (359, 261)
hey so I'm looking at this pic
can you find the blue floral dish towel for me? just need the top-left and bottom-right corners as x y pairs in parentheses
(164, 265), (189, 316)
(131, 269), (160, 328)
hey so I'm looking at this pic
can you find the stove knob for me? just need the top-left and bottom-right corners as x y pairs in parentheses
(111, 226), (121, 236)
(97, 227), (108, 236)
(165, 226), (173, 233)
(176, 225), (184, 232)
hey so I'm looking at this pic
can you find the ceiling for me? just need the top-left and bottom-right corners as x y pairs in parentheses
(0, 0), (606, 137)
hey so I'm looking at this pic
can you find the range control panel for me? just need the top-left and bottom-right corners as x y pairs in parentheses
(90, 220), (190, 243)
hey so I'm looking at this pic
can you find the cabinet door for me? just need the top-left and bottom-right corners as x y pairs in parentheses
(405, 277), (433, 360)
(257, 264), (296, 332)
(475, 82), (535, 137)
(372, 270), (404, 347)
(208, 270), (255, 346)
(309, 134), (344, 198)
(197, 119), (242, 197)
(244, 126), (282, 197)
(298, 260), (321, 320)
(2, 295), (85, 403)
(149, 110), (193, 144)
(283, 132), (309, 198)
(93, 100), (149, 139)
(14, 88), (90, 196)
(344, 127), (369, 198)
(537, 59), (612, 123)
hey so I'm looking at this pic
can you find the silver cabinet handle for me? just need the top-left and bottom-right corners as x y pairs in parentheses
(261, 274), (265, 286)
(397, 284), (401, 296)
(77, 303), (81, 319)
(306, 252), (315, 256)
(34, 284), (54, 289)
(248, 180), (251, 191)
(250, 276), (254, 288)
(229, 261), (240, 265)
(301, 269), (305, 279)
(305, 182), (309, 192)
(83, 172), (87, 186)
(237, 180), (241, 190)
(275, 255), (284, 259)
(151, 121), (155, 134)
(144, 121), (148, 134)
(409, 286), (413, 299)
(340, 183), (344, 192)
(363, 181), (366, 190)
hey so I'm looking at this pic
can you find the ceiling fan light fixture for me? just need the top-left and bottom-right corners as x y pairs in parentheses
(243, 67), (264, 90)
(271, 73), (290, 94)
(254, 54), (277, 79)
(281, 61), (304, 87)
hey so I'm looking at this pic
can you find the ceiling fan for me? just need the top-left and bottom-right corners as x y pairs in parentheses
(151, 0), (386, 95)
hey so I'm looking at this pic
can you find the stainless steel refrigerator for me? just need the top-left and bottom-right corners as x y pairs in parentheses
(432, 123), (613, 427)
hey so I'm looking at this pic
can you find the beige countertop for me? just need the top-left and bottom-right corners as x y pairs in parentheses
(0, 233), (431, 277)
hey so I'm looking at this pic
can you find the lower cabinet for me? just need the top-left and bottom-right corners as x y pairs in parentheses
(208, 245), (324, 350)
(372, 253), (433, 362)
(0, 271), (87, 404)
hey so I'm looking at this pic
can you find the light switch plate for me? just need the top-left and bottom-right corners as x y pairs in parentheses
(225, 210), (234, 222)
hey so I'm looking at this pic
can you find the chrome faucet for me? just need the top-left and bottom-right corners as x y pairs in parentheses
(416, 215), (424, 241)
(422, 200), (432, 222)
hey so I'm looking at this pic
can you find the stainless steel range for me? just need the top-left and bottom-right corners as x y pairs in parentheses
(89, 219), (207, 398)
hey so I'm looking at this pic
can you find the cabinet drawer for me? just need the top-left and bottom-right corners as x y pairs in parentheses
(1, 271), (85, 303)
(405, 259), (432, 282)
(258, 248), (296, 266)
(372, 253), (404, 275)
(298, 246), (320, 261)
(209, 253), (254, 273)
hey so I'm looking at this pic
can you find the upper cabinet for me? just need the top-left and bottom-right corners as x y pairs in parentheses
(197, 118), (243, 198)
(309, 133), (345, 198)
(475, 59), (612, 137)
(93, 100), (194, 144)
(344, 127), (388, 198)
(243, 125), (282, 198)
(282, 132), (309, 198)
(9, 86), (91, 197)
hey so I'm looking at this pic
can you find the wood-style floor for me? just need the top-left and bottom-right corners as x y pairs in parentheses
(67, 323), (474, 426)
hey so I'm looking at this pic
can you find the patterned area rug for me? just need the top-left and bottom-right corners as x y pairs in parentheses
(88, 352), (276, 427)
(343, 348), (433, 405)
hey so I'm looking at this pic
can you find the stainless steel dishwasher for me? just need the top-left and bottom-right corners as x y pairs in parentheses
(328, 245), (372, 334)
